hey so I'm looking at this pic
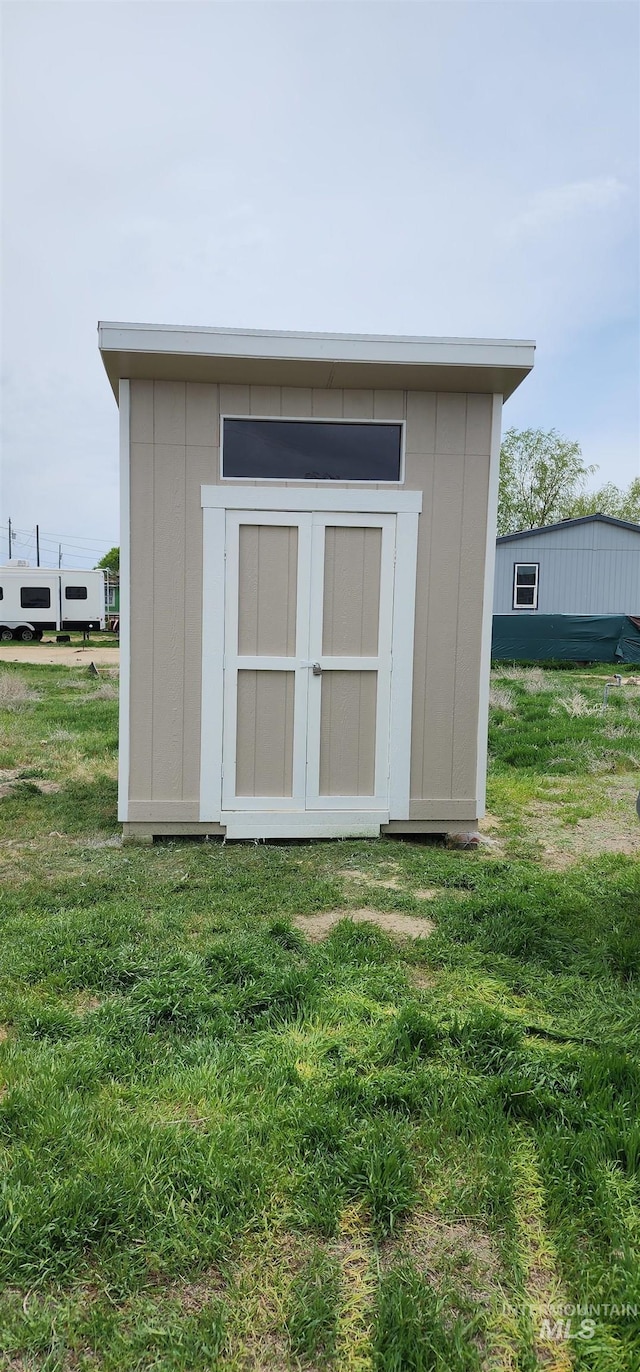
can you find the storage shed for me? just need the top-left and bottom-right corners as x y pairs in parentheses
(99, 324), (534, 842)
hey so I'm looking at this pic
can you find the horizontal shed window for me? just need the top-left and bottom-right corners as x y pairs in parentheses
(65, 586), (88, 600)
(513, 563), (539, 609)
(20, 587), (51, 609)
(222, 418), (403, 482)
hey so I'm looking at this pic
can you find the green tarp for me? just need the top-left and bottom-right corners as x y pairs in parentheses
(492, 615), (640, 664)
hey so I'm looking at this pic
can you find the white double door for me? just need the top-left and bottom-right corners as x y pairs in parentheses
(199, 490), (420, 838)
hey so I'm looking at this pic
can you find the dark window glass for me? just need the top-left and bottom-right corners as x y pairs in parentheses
(222, 418), (402, 481)
(516, 586), (535, 606)
(20, 587), (51, 609)
(517, 567), (537, 586)
(65, 586), (88, 600)
(0, 588), (3, 600)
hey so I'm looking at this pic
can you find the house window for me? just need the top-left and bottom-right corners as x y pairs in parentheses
(65, 586), (88, 600)
(513, 563), (539, 609)
(222, 418), (403, 482)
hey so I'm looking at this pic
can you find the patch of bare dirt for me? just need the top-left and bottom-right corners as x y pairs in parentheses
(338, 864), (403, 891)
(478, 812), (501, 832)
(72, 994), (102, 1016)
(406, 967), (436, 990)
(153, 1266), (226, 1314)
(339, 867), (456, 901)
(384, 1209), (499, 1310)
(294, 908), (435, 942)
(0, 646), (119, 666)
(525, 776), (640, 869)
(0, 777), (61, 798)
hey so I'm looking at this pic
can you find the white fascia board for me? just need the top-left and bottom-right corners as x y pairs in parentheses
(98, 322), (535, 372)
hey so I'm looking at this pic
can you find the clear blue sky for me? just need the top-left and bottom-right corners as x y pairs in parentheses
(2, 1), (638, 567)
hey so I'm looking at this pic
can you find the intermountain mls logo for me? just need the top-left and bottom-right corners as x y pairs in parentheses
(539, 1302), (638, 1342)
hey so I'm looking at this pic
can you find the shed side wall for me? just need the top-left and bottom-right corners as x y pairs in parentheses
(127, 381), (494, 822)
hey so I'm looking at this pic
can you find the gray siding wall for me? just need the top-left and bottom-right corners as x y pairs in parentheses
(494, 524), (640, 616)
(127, 381), (495, 824)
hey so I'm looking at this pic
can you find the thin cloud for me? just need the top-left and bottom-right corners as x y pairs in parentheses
(506, 177), (629, 238)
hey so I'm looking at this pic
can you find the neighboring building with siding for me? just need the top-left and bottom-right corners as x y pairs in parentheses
(99, 322), (534, 843)
(493, 515), (640, 662)
(494, 515), (640, 615)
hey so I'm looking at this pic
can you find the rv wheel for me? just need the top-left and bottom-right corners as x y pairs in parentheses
(18, 627), (35, 642)
(0, 628), (12, 642)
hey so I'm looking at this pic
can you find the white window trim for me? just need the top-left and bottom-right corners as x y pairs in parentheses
(219, 413), (406, 485)
(513, 561), (540, 610)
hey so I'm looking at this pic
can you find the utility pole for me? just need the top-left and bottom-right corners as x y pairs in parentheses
(58, 543), (62, 568)
(36, 525), (40, 567)
(8, 518), (11, 560)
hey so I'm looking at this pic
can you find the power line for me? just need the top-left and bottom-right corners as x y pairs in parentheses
(0, 527), (115, 558)
(0, 524), (116, 547)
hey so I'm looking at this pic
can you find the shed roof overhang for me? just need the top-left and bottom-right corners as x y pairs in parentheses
(98, 323), (535, 401)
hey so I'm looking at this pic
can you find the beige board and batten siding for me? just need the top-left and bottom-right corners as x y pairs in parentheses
(126, 380), (493, 825)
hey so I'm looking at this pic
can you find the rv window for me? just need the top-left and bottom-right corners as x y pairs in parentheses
(0, 588), (3, 600)
(513, 563), (539, 609)
(20, 587), (51, 609)
(65, 586), (88, 600)
(222, 418), (403, 482)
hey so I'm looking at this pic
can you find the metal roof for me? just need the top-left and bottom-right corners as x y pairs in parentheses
(497, 514), (640, 543)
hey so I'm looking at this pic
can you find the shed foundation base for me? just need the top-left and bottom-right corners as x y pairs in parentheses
(122, 817), (479, 843)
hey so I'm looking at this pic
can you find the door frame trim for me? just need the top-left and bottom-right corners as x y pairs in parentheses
(202, 486), (422, 513)
(199, 488), (420, 825)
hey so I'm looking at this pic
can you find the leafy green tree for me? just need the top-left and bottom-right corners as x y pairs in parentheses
(96, 546), (119, 573)
(563, 477), (640, 524)
(498, 428), (596, 535)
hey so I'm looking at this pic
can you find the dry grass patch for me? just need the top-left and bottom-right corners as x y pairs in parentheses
(339, 866), (403, 892)
(489, 687), (517, 712)
(0, 673), (40, 710)
(89, 682), (119, 700)
(406, 967), (437, 991)
(330, 1202), (376, 1372)
(294, 908), (435, 943)
(511, 1128), (573, 1371)
(229, 1231), (309, 1371)
(524, 775), (640, 869)
(339, 867), (456, 902)
(161, 1268), (226, 1316)
(71, 993), (103, 1016)
(384, 1209), (499, 1309)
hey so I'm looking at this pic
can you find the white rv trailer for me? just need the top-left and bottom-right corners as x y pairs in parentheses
(0, 567), (106, 641)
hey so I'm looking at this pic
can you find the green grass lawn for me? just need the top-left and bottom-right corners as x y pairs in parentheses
(0, 663), (639, 1370)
